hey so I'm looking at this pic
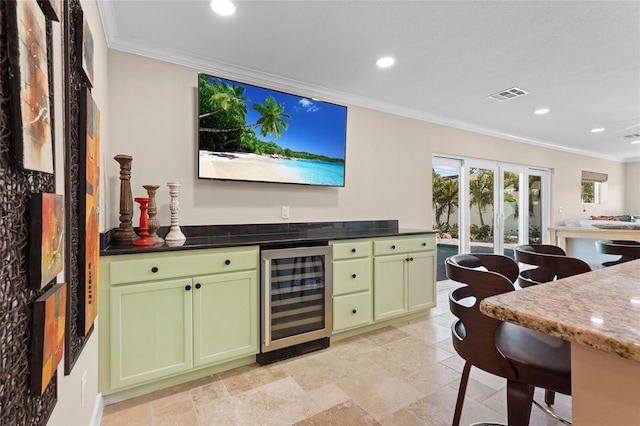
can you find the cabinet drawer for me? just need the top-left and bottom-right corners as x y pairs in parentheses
(109, 248), (258, 285)
(333, 292), (372, 332)
(373, 235), (435, 256)
(332, 241), (371, 260)
(333, 258), (372, 295)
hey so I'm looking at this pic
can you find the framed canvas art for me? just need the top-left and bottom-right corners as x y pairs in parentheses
(31, 282), (67, 395)
(39, 0), (62, 22)
(6, 0), (54, 174)
(30, 193), (65, 290)
(78, 88), (100, 336)
(76, 8), (94, 86)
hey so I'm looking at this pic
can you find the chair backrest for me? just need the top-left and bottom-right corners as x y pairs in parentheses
(445, 253), (518, 380)
(515, 244), (591, 280)
(595, 240), (640, 264)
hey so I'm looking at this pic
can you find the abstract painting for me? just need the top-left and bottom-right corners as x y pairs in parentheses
(39, 0), (62, 22)
(76, 8), (94, 86)
(79, 88), (100, 336)
(31, 282), (67, 395)
(7, 0), (54, 174)
(30, 193), (65, 290)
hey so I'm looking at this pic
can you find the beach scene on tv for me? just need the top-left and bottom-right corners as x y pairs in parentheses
(198, 74), (347, 186)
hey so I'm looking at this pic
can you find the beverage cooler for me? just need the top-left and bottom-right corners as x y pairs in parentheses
(258, 245), (332, 364)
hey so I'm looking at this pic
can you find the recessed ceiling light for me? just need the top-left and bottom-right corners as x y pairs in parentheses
(534, 108), (550, 115)
(376, 57), (395, 68)
(591, 127), (605, 133)
(631, 140), (640, 145)
(211, 0), (235, 16)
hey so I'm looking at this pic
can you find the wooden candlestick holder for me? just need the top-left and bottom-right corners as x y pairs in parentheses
(142, 184), (163, 244)
(113, 155), (138, 245)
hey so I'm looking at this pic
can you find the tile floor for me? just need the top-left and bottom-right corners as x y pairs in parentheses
(101, 280), (571, 425)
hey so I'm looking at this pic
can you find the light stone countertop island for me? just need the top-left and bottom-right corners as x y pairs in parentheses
(480, 259), (640, 425)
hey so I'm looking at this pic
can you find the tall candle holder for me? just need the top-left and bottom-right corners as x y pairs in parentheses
(142, 184), (163, 244)
(165, 182), (186, 242)
(133, 198), (155, 247)
(113, 155), (138, 245)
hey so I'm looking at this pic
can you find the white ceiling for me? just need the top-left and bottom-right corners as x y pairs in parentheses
(98, 0), (640, 162)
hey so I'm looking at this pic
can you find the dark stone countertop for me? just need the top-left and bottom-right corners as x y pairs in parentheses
(100, 220), (436, 256)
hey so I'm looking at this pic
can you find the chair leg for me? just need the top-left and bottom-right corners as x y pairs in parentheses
(506, 381), (534, 426)
(544, 389), (556, 406)
(452, 362), (472, 426)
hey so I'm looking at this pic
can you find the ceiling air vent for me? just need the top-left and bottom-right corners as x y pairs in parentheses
(488, 87), (529, 101)
(623, 133), (640, 139)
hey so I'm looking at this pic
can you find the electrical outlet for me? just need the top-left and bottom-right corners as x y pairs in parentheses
(558, 207), (563, 213)
(81, 371), (87, 407)
(281, 206), (290, 219)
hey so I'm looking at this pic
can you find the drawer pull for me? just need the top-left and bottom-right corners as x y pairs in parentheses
(195, 283), (201, 289)
(151, 266), (159, 273)
(225, 259), (231, 266)
(422, 242), (427, 246)
(352, 274), (357, 279)
(351, 248), (356, 253)
(185, 285), (191, 291)
(352, 309), (357, 314)
(409, 257), (414, 261)
(391, 245), (396, 249)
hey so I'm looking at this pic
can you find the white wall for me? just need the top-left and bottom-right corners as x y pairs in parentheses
(48, 0), (108, 424)
(106, 50), (627, 233)
(625, 161), (640, 214)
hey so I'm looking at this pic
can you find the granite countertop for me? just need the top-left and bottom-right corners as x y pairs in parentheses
(100, 220), (437, 256)
(480, 259), (640, 362)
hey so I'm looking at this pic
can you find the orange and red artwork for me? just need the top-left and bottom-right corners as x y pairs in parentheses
(79, 89), (100, 335)
(8, 0), (54, 174)
(31, 282), (67, 395)
(30, 193), (65, 289)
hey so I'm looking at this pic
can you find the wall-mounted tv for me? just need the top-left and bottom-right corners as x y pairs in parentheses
(198, 73), (347, 187)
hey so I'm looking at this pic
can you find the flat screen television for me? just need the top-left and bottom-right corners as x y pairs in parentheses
(198, 73), (347, 187)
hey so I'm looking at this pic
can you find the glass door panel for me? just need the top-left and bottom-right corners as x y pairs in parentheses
(467, 164), (497, 254)
(432, 158), (461, 281)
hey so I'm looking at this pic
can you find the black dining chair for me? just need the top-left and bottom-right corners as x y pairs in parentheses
(595, 240), (640, 267)
(446, 253), (571, 426)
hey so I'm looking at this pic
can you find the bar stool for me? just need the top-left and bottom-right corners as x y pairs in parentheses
(446, 254), (571, 426)
(595, 240), (640, 267)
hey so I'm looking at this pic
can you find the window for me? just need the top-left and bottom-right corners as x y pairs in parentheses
(581, 171), (607, 204)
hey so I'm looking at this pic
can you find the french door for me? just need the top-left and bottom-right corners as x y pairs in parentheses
(433, 156), (550, 259)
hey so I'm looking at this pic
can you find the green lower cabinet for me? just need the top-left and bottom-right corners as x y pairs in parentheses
(193, 271), (258, 367)
(110, 278), (194, 391)
(407, 251), (436, 312)
(373, 254), (408, 321)
(333, 292), (373, 332)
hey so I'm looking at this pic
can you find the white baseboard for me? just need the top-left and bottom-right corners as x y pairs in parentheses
(91, 393), (104, 426)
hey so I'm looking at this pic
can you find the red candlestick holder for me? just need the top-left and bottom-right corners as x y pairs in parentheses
(133, 197), (155, 247)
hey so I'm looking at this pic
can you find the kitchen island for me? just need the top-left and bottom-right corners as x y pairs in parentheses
(480, 260), (640, 425)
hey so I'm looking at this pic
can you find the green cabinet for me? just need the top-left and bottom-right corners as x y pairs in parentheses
(373, 235), (436, 321)
(100, 246), (259, 394)
(330, 240), (373, 332)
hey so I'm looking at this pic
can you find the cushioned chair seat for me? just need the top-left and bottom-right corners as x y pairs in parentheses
(496, 322), (571, 395)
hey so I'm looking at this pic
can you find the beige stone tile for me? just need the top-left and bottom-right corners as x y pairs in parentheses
(379, 408), (424, 426)
(281, 350), (376, 391)
(100, 403), (153, 426)
(482, 386), (570, 426)
(335, 365), (424, 420)
(196, 377), (321, 426)
(293, 400), (380, 425)
(190, 378), (230, 409)
(306, 383), (350, 410)
(150, 391), (198, 425)
(367, 335), (452, 378)
(447, 375), (502, 403)
(329, 335), (379, 361)
(403, 362), (460, 396)
(395, 319), (451, 343)
(220, 362), (288, 395)
(360, 325), (411, 346)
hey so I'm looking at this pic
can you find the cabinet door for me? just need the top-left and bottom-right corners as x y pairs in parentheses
(193, 270), (258, 367)
(407, 251), (436, 312)
(373, 254), (408, 321)
(110, 278), (193, 390)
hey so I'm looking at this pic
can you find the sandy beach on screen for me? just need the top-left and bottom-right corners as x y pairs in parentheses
(199, 151), (305, 183)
